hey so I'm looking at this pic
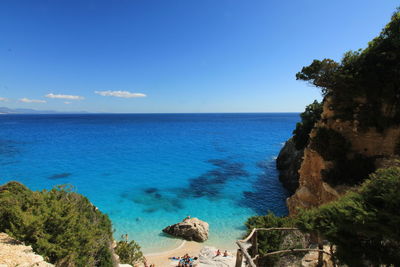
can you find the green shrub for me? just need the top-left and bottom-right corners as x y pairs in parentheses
(115, 236), (144, 266)
(0, 182), (115, 266)
(297, 166), (400, 266)
(293, 100), (323, 150)
(310, 127), (350, 161)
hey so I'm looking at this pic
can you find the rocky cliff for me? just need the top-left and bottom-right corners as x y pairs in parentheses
(278, 9), (400, 215)
(285, 97), (400, 214)
(276, 138), (303, 194)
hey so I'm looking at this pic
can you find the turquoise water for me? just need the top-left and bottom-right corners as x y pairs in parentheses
(0, 113), (299, 253)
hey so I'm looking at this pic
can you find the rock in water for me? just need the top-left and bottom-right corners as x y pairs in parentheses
(162, 217), (209, 242)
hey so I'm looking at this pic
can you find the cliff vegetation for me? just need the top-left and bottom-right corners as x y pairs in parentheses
(253, 8), (400, 267)
(0, 181), (142, 267)
(247, 165), (400, 266)
(296, 8), (400, 131)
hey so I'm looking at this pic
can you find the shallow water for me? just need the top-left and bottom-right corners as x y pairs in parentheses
(0, 113), (299, 252)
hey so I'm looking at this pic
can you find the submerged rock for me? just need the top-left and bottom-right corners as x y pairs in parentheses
(162, 217), (209, 242)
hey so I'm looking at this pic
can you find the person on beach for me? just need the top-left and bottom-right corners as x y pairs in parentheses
(223, 250), (228, 257)
(215, 249), (221, 256)
(177, 258), (190, 267)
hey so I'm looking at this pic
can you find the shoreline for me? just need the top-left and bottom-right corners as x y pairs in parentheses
(144, 240), (187, 257)
(144, 241), (203, 267)
(143, 238), (238, 266)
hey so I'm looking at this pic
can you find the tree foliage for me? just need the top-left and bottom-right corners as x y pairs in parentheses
(292, 100), (323, 150)
(297, 166), (400, 266)
(295, 59), (339, 96)
(115, 237), (144, 266)
(0, 182), (115, 266)
(296, 9), (400, 130)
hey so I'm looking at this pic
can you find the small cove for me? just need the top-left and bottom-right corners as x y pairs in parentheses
(0, 113), (298, 252)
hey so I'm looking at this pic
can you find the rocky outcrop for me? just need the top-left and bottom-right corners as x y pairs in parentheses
(274, 230), (310, 267)
(276, 138), (304, 194)
(162, 217), (209, 242)
(287, 97), (400, 214)
(0, 232), (54, 266)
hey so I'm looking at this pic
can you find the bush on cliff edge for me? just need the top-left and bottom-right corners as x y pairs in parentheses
(297, 166), (400, 266)
(296, 9), (400, 131)
(0, 182), (115, 266)
(115, 236), (144, 266)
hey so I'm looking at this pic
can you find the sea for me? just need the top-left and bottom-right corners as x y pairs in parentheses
(0, 113), (299, 253)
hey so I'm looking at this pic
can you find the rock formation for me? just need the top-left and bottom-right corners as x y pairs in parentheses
(286, 97), (400, 214)
(0, 232), (54, 266)
(162, 217), (209, 242)
(276, 138), (304, 194)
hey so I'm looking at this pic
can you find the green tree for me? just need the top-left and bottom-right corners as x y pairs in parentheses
(115, 236), (144, 266)
(295, 59), (339, 96)
(0, 182), (115, 266)
(296, 9), (400, 130)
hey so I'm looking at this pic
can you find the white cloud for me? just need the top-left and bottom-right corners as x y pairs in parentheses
(19, 98), (46, 103)
(95, 90), (146, 98)
(0, 97), (8, 102)
(45, 93), (84, 100)
(64, 101), (72, 104)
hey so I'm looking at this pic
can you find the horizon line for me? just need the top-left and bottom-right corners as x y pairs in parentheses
(1, 111), (302, 115)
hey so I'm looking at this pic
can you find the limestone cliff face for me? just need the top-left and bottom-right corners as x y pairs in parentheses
(287, 97), (400, 214)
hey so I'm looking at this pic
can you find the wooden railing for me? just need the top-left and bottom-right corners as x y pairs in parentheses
(235, 228), (333, 267)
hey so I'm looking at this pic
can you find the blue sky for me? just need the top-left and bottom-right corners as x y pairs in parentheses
(0, 0), (398, 113)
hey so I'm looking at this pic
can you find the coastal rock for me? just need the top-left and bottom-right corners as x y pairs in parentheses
(276, 138), (304, 194)
(287, 97), (400, 214)
(162, 217), (209, 242)
(266, 230), (310, 267)
(300, 245), (335, 267)
(0, 232), (54, 266)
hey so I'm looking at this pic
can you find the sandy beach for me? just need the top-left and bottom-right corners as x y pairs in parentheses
(144, 241), (203, 266)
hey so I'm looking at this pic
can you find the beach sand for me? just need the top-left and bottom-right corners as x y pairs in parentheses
(144, 241), (202, 267)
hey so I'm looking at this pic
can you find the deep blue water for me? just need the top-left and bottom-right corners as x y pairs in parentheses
(0, 113), (299, 252)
